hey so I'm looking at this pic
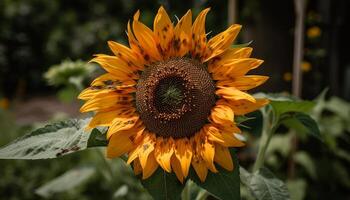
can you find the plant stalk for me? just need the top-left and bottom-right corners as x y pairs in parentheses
(289, 0), (306, 179)
(253, 109), (277, 172)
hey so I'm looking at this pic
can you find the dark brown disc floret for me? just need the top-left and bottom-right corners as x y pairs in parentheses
(136, 57), (216, 138)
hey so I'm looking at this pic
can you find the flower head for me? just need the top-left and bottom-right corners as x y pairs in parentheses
(79, 7), (268, 182)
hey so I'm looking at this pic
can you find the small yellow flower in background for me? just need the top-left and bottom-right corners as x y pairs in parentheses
(79, 7), (269, 182)
(283, 72), (292, 82)
(301, 61), (312, 72)
(307, 26), (321, 39)
(0, 98), (9, 110)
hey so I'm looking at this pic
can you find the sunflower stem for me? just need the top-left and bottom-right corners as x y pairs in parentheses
(181, 181), (191, 200)
(253, 108), (278, 172)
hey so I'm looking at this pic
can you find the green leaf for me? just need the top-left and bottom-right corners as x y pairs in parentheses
(238, 111), (263, 137)
(0, 118), (107, 159)
(293, 113), (322, 141)
(235, 115), (255, 125)
(181, 180), (208, 200)
(294, 151), (317, 179)
(270, 100), (315, 119)
(240, 167), (290, 200)
(265, 133), (292, 157)
(312, 88), (328, 118)
(113, 185), (129, 199)
(282, 118), (309, 137)
(231, 40), (253, 48)
(35, 166), (95, 198)
(286, 179), (307, 200)
(326, 97), (350, 119)
(141, 168), (185, 200)
(87, 127), (108, 147)
(189, 149), (240, 200)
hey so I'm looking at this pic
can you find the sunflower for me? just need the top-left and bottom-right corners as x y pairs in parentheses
(79, 7), (269, 183)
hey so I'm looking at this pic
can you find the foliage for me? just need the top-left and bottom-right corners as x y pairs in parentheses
(240, 167), (290, 200)
(44, 60), (96, 88)
(0, 111), (149, 200)
(35, 166), (95, 198)
(1, 90), (349, 199)
(44, 60), (97, 102)
(254, 90), (350, 199)
(0, 93), (321, 200)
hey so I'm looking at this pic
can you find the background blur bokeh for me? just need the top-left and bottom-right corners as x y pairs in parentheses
(1, 0), (350, 199)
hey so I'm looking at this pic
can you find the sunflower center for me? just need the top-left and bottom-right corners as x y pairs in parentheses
(135, 57), (216, 138)
(157, 79), (184, 108)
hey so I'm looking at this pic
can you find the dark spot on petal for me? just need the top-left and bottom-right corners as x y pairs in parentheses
(144, 54), (150, 61)
(91, 85), (103, 90)
(103, 80), (114, 85)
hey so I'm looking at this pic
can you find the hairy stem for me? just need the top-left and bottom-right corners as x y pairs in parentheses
(253, 109), (278, 172)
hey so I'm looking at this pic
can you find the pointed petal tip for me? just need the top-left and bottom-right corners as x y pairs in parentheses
(133, 10), (140, 20)
(204, 7), (211, 12)
(257, 59), (264, 65)
(158, 5), (166, 12)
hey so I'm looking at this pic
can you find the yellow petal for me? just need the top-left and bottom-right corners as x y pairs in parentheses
(219, 98), (269, 115)
(190, 8), (210, 60)
(80, 93), (133, 113)
(88, 107), (136, 129)
(132, 126), (147, 144)
(79, 87), (135, 101)
(214, 145), (234, 171)
(107, 115), (140, 139)
(192, 155), (208, 182)
(90, 55), (138, 80)
(108, 41), (144, 70)
(217, 75), (269, 91)
(127, 20), (144, 60)
(142, 152), (159, 179)
(220, 121), (242, 135)
(133, 158), (142, 175)
(204, 24), (242, 62)
(138, 134), (156, 169)
(209, 103), (243, 134)
(107, 133), (133, 158)
(126, 126), (146, 164)
(127, 147), (141, 165)
(220, 130), (245, 147)
(171, 155), (184, 183)
(173, 10), (192, 57)
(216, 87), (256, 103)
(89, 73), (136, 89)
(205, 124), (225, 144)
(78, 79), (136, 100)
(78, 87), (110, 101)
(154, 137), (174, 173)
(91, 73), (116, 84)
(192, 8), (210, 37)
(133, 16), (162, 61)
(210, 58), (263, 80)
(206, 124), (244, 147)
(210, 104), (234, 126)
(209, 47), (253, 70)
(174, 138), (192, 177)
(153, 6), (174, 58)
(200, 136), (217, 173)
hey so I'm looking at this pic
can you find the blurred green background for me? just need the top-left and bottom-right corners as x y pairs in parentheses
(0, 0), (350, 199)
